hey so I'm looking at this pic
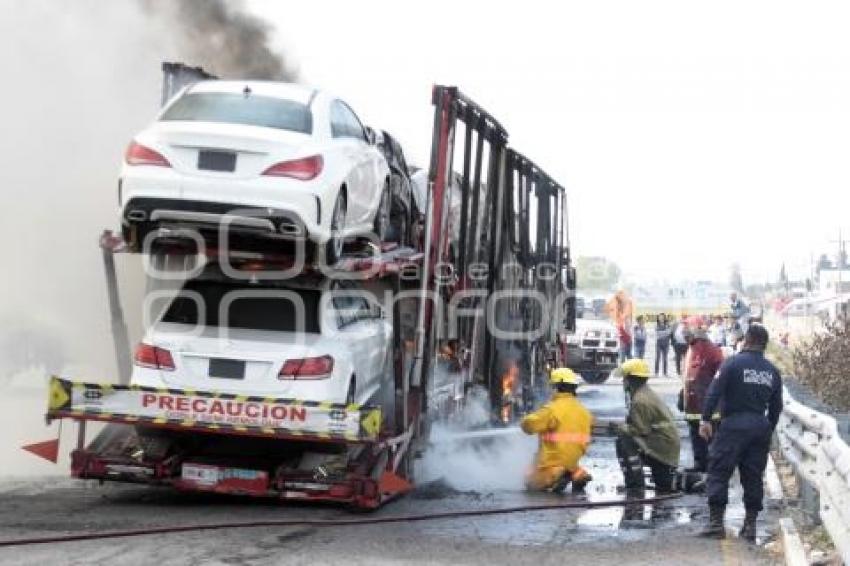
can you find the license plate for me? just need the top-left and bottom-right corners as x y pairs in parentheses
(198, 150), (236, 172)
(209, 358), (245, 379)
(182, 463), (219, 486)
(181, 463), (268, 494)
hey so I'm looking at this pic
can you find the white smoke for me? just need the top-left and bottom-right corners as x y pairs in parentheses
(418, 386), (538, 492)
(0, 0), (295, 476)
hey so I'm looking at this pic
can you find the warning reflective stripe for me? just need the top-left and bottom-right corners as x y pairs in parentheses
(360, 409), (382, 437)
(48, 379), (71, 411)
(685, 412), (721, 420)
(45, 376), (381, 442)
(540, 432), (591, 444)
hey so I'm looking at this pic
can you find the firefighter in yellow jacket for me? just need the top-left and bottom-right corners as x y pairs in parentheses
(521, 367), (593, 493)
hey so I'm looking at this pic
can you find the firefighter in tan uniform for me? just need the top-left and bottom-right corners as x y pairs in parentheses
(521, 368), (593, 493)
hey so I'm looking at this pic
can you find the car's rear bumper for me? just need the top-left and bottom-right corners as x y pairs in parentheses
(122, 197), (309, 238)
(566, 345), (619, 371)
(119, 167), (330, 243)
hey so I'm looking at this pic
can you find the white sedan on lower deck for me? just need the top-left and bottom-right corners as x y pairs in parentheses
(120, 80), (391, 262)
(130, 276), (392, 405)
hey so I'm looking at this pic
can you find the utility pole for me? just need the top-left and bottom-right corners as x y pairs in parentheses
(828, 229), (849, 296)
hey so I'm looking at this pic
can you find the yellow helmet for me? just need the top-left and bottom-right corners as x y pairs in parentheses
(620, 358), (651, 379)
(549, 367), (579, 385)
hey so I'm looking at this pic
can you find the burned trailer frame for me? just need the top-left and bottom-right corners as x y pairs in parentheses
(422, 86), (573, 423)
(503, 150), (574, 409)
(417, 86), (509, 421)
(160, 61), (217, 105)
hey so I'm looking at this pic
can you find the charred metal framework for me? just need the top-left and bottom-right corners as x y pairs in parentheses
(160, 62), (217, 105)
(424, 86), (574, 421)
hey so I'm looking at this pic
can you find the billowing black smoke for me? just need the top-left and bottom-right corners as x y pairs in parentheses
(140, 0), (298, 80)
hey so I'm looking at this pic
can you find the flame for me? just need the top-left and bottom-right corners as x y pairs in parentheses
(502, 363), (518, 397)
(500, 405), (511, 423)
(439, 342), (456, 360)
(500, 362), (519, 423)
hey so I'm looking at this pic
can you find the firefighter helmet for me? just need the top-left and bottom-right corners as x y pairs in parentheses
(549, 367), (579, 385)
(620, 358), (651, 379)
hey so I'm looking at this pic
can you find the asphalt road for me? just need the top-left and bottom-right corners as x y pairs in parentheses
(0, 361), (781, 565)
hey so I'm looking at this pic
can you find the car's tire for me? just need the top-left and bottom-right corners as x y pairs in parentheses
(373, 180), (392, 242)
(325, 189), (347, 265)
(580, 371), (610, 384)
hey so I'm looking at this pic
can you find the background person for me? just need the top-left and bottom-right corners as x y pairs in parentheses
(681, 328), (723, 472)
(708, 315), (726, 347)
(699, 325), (783, 542)
(618, 323), (632, 363)
(671, 316), (689, 375)
(725, 315), (743, 350)
(730, 292), (750, 334)
(633, 316), (647, 359)
(654, 313), (672, 376)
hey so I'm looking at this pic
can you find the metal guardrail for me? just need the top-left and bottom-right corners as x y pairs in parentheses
(777, 386), (850, 563)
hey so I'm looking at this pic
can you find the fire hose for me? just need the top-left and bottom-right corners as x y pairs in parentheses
(0, 493), (681, 548)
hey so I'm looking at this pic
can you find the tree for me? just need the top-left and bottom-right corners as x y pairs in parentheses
(576, 256), (621, 291)
(730, 263), (744, 294)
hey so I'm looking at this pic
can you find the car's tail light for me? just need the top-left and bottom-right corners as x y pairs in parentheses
(278, 355), (334, 380)
(125, 141), (171, 167)
(134, 343), (175, 371)
(262, 155), (323, 180)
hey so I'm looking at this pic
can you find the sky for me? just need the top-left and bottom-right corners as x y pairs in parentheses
(249, 0), (850, 285)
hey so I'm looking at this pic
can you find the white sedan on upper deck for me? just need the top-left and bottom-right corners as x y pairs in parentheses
(119, 80), (391, 262)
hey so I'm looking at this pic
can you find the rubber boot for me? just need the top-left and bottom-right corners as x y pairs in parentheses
(739, 511), (757, 542)
(674, 470), (706, 494)
(571, 470), (592, 494)
(699, 505), (726, 538)
(549, 472), (571, 494)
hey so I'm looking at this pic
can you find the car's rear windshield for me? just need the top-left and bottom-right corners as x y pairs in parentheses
(161, 281), (321, 333)
(161, 92), (312, 134)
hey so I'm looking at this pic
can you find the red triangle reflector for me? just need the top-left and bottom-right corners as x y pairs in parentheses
(22, 439), (59, 463)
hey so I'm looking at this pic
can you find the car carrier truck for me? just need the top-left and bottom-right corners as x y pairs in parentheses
(26, 63), (576, 509)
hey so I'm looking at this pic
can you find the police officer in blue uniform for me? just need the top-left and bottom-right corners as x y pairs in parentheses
(698, 324), (782, 541)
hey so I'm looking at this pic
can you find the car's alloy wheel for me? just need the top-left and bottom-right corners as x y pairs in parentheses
(326, 191), (346, 264)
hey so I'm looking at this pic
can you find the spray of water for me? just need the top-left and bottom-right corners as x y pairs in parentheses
(418, 386), (538, 492)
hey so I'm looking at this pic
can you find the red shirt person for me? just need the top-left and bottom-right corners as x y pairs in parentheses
(682, 328), (723, 471)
